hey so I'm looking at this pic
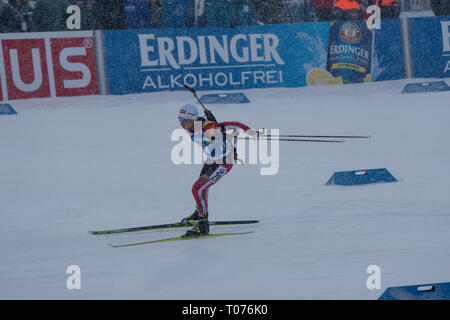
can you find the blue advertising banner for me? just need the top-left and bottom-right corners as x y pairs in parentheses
(372, 18), (405, 82)
(409, 16), (450, 78)
(326, 20), (374, 84)
(104, 20), (404, 95)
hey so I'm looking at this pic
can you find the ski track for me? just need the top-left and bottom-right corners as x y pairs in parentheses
(1, 79), (450, 299)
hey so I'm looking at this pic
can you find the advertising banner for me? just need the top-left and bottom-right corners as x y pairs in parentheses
(0, 32), (98, 101)
(409, 16), (450, 78)
(104, 21), (404, 95)
(326, 20), (374, 85)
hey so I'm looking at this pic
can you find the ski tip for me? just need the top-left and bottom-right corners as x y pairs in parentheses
(89, 231), (108, 235)
(90, 230), (115, 235)
(107, 243), (117, 248)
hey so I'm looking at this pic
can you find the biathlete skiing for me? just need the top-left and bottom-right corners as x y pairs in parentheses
(177, 103), (261, 237)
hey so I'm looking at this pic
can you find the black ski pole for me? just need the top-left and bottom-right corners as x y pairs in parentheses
(238, 137), (344, 143)
(265, 134), (370, 139)
(184, 84), (217, 122)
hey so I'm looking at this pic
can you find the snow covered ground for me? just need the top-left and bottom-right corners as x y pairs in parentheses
(1, 79), (450, 299)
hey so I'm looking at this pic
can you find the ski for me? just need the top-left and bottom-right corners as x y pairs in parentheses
(107, 231), (254, 248)
(89, 220), (259, 235)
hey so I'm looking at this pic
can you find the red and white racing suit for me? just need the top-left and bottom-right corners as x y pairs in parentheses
(190, 118), (253, 218)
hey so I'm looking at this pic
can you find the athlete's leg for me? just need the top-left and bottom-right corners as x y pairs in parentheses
(192, 163), (233, 218)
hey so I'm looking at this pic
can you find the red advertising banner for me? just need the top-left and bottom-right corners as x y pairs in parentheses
(2, 38), (50, 100)
(0, 32), (98, 101)
(51, 37), (98, 97)
(0, 71), (3, 101)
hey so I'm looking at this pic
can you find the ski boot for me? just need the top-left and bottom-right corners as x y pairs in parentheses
(183, 219), (209, 237)
(181, 208), (201, 226)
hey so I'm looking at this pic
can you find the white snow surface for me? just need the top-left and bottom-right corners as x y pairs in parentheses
(1, 79), (450, 299)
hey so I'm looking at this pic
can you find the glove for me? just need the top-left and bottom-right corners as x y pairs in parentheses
(247, 128), (265, 138)
(204, 109), (217, 122)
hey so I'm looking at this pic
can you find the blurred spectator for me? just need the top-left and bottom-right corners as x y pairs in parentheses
(122, 0), (154, 29)
(332, 0), (362, 20)
(250, 0), (292, 24)
(161, 0), (195, 28)
(372, 0), (400, 18)
(283, 0), (316, 23)
(9, 0), (34, 31)
(312, 0), (333, 21)
(0, 2), (23, 32)
(0, 0), (35, 33)
(431, 0), (450, 16)
(148, 0), (163, 27)
(32, 0), (69, 31)
(206, 0), (259, 28)
(97, 0), (127, 29)
(193, 0), (212, 27)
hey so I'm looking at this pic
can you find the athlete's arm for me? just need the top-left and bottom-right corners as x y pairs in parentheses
(221, 121), (262, 138)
